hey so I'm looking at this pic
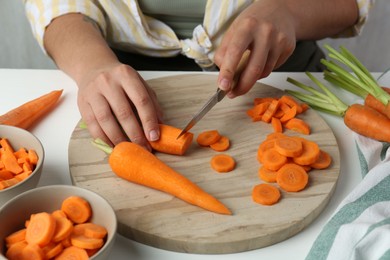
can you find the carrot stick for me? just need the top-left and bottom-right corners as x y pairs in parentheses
(196, 130), (221, 146)
(61, 196), (92, 224)
(210, 136), (230, 151)
(271, 117), (283, 133)
(149, 124), (193, 155)
(210, 154), (236, 173)
(252, 183), (281, 206)
(279, 95), (303, 114)
(25, 212), (56, 247)
(276, 163), (309, 192)
(261, 99), (280, 123)
(98, 140), (231, 215)
(279, 105), (297, 123)
(0, 89), (63, 130)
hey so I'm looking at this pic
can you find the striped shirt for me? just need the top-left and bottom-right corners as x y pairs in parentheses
(23, 0), (374, 70)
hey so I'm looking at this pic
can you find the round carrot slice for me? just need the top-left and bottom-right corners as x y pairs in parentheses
(260, 148), (288, 171)
(293, 139), (320, 165)
(258, 166), (277, 183)
(276, 163), (309, 192)
(61, 196), (92, 224)
(196, 130), (221, 146)
(55, 246), (89, 260)
(310, 150), (332, 169)
(274, 136), (303, 157)
(256, 138), (276, 163)
(210, 136), (230, 151)
(25, 212), (56, 247)
(252, 183), (281, 205)
(210, 154), (236, 173)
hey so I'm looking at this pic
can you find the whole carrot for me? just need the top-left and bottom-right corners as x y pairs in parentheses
(0, 89), (63, 129)
(96, 140), (231, 215)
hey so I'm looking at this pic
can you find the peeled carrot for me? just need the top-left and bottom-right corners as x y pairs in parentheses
(210, 135), (230, 152)
(149, 124), (193, 155)
(252, 183), (281, 206)
(61, 196), (92, 224)
(261, 99), (280, 123)
(276, 163), (308, 192)
(25, 212), (56, 247)
(0, 89), (63, 130)
(210, 154), (236, 173)
(103, 141), (231, 215)
(196, 130), (221, 146)
(310, 150), (332, 169)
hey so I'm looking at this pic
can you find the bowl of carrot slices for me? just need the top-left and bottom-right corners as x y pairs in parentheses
(0, 125), (44, 206)
(0, 184), (117, 259)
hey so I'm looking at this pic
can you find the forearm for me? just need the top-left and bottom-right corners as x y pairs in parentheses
(286, 0), (359, 40)
(44, 13), (119, 86)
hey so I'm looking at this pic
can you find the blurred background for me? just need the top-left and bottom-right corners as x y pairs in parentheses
(1, 0), (389, 72)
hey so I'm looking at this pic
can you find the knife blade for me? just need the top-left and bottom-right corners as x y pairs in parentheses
(177, 50), (250, 139)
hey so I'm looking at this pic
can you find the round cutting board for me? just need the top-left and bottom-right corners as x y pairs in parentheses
(68, 74), (340, 254)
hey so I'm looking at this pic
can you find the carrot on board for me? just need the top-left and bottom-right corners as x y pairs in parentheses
(310, 150), (332, 169)
(279, 105), (297, 123)
(256, 138), (276, 163)
(259, 148), (288, 171)
(258, 166), (277, 183)
(0, 89), (63, 130)
(93, 140), (232, 215)
(196, 130), (221, 146)
(279, 95), (303, 114)
(292, 138), (321, 166)
(271, 117), (283, 133)
(54, 246), (89, 260)
(274, 136), (303, 157)
(210, 135), (230, 152)
(276, 163), (309, 192)
(252, 183), (281, 206)
(25, 212), (56, 247)
(246, 102), (271, 121)
(210, 154), (236, 173)
(283, 118), (311, 135)
(61, 196), (92, 224)
(261, 99), (280, 123)
(149, 124), (193, 155)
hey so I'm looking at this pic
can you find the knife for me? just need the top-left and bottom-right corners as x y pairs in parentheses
(177, 50), (250, 139)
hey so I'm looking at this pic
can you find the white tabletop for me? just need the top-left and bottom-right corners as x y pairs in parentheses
(0, 69), (369, 260)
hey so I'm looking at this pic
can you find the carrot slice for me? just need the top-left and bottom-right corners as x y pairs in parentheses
(0, 138), (15, 153)
(2, 147), (23, 174)
(260, 148), (288, 171)
(256, 138), (276, 162)
(22, 243), (45, 259)
(252, 183), (281, 205)
(274, 136), (303, 157)
(210, 135), (230, 151)
(271, 117), (283, 133)
(61, 196), (92, 224)
(196, 130), (221, 146)
(293, 139), (320, 165)
(210, 154), (236, 173)
(77, 223), (108, 239)
(52, 210), (67, 219)
(247, 102), (271, 121)
(25, 212), (56, 247)
(310, 150), (332, 169)
(262, 99), (280, 123)
(0, 169), (14, 180)
(149, 124), (193, 155)
(284, 118), (310, 135)
(5, 241), (28, 260)
(27, 149), (39, 165)
(52, 216), (74, 242)
(276, 163), (309, 192)
(42, 242), (64, 259)
(70, 234), (104, 250)
(279, 105), (297, 123)
(279, 95), (303, 114)
(5, 228), (26, 246)
(55, 246), (89, 260)
(253, 97), (276, 105)
(258, 166), (277, 183)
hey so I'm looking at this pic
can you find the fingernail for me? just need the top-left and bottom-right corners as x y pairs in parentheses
(219, 78), (231, 91)
(149, 129), (159, 141)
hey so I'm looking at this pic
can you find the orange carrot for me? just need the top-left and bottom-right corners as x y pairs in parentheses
(260, 148), (288, 171)
(292, 138), (321, 166)
(247, 102), (270, 121)
(284, 118), (310, 135)
(0, 169), (14, 180)
(42, 242), (64, 259)
(52, 216), (74, 242)
(196, 130), (221, 146)
(252, 183), (281, 206)
(279, 95), (303, 114)
(70, 234), (104, 250)
(310, 150), (332, 169)
(0, 89), (63, 130)
(103, 141), (231, 215)
(25, 212), (56, 247)
(271, 117), (283, 133)
(149, 124), (193, 155)
(77, 223), (107, 239)
(279, 105), (297, 123)
(21, 244), (45, 259)
(210, 154), (236, 173)
(274, 136), (303, 157)
(55, 246), (89, 260)
(61, 196), (92, 224)
(5, 241), (28, 260)
(210, 135), (230, 151)
(1, 147), (23, 174)
(258, 166), (277, 183)
(256, 138), (276, 162)
(5, 228), (26, 246)
(262, 99), (280, 123)
(276, 163), (308, 192)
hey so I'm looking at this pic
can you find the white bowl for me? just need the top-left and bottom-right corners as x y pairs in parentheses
(0, 125), (44, 206)
(0, 185), (117, 259)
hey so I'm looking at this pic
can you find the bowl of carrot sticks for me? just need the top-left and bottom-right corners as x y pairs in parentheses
(0, 184), (117, 259)
(0, 125), (44, 206)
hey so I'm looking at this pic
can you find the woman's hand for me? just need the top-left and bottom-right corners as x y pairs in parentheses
(214, 0), (296, 98)
(77, 62), (163, 149)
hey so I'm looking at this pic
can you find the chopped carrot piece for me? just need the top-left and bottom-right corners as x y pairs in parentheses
(293, 139), (320, 165)
(210, 154), (236, 173)
(0, 169), (14, 180)
(284, 118), (311, 135)
(210, 136), (230, 152)
(0, 138), (15, 153)
(61, 196), (92, 224)
(253, 97), (276, 105)
(258, 166), (277, 183)
(55, 246), (89, 260)
(2, 148), (23, 174)
(70, 234), (104, 250)
(280, 105), (297, 123)
(6, 241), (28, 260)
(310, 150), (332, 169)
(276, 163), (309, 192)
(247, 102), (271, 121)
(279, 95), (303, 114)
(52, 210), (67, 219)
(5, 228), (26, 246)
(196, 130), (221, 146)
(27, 149), (39, 165)
(25, 212), (56, 247)
(77, 223), (108, 239)
(301, 103), (310, 112)
(274, 136), (303, 157)
(260, 148), (288, 171)
(149, 124), (193, 155)
(42, 242), (64, 259)
(52, 216), (74, 242)
(252, 183), (281, 206)
(22, 243), (45, 259)
(262, 99), (280, 123)
(271, 117), (283, 133)
(256, 138), (276, 162)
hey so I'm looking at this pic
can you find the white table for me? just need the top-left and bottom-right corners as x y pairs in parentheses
(0, 69), (369, 260)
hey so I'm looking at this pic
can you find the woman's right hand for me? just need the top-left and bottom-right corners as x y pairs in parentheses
(77, 62), (163, 150)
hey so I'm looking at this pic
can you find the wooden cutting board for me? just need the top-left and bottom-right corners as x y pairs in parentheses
(68, 74), (340, 254)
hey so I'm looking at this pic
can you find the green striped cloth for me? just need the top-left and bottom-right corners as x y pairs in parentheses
(306, 132), (390, 260)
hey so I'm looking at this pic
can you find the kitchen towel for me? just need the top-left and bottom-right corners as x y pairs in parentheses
(306, 132), (390, 260)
